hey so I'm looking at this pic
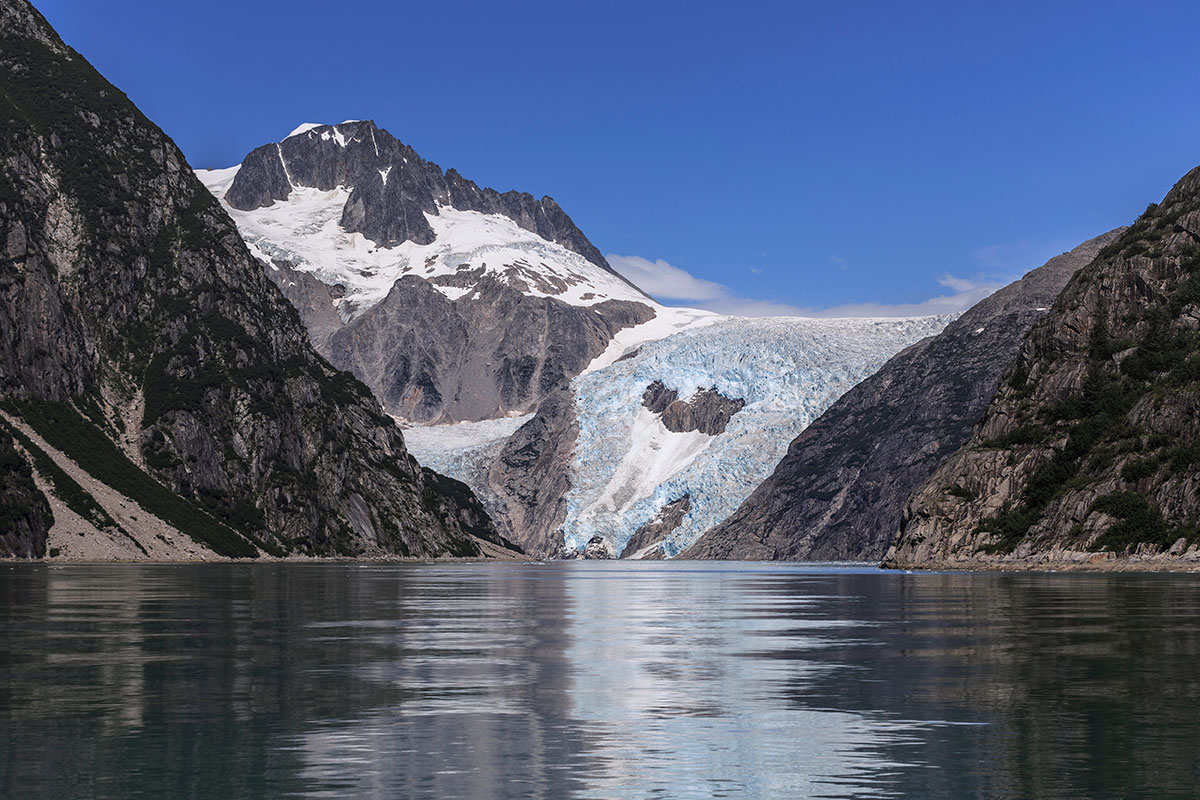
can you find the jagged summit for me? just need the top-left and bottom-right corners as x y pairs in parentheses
(207, 120), (646, 317)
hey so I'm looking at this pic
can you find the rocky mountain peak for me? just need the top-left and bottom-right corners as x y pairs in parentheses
(223, 120), (635, 288)
(199, 120), (659, 426)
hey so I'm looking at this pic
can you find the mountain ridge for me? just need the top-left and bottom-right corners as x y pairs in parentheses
(223, 119), (641, 292)
(886, 168), (1200, 569)
(198, 125), (664, 424)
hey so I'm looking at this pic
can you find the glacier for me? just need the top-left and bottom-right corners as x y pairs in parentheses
(562, 314), (954, 557)
(405, 312), (954, 558)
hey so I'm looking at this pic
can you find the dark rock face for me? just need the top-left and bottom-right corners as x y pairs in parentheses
(484, 389), (580, 557)
(581, 535), (612, 559)
(0, 0), (503, 558)
(887, 172), (1200, 569)
(327, 276), (654, 423)
(225, 121), (638, 290)
(0, 427), (52, 557)
(620, 494), (690, 559)
(641, 381), (678, 414)
(684, 230), (1122, 562)
(641, 381), (746, 435)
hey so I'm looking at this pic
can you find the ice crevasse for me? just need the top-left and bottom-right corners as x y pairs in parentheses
(562, 314), (954, 557)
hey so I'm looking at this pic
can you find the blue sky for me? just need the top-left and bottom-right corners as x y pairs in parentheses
(35, 0), (1200, 315)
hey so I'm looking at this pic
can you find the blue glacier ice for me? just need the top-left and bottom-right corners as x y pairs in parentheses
(562, 314), (954, 557)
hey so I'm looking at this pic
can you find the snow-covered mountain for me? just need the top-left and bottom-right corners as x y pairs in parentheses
(198, 120), (660, 423)
(198, 132), (649, 322)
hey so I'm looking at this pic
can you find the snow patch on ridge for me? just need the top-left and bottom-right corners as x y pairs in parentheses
(403, 415), (534, 462)
(286, 123), (325, 139)
(583, 305), (724, 373)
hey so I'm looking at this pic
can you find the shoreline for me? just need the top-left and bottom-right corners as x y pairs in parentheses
(881, 556), (1200, 574)
(6, 554), (1200, 573)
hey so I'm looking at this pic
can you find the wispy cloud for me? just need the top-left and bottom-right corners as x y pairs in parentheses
(605, 255), (730, 303)
(803, 273), (1008, 318)
(608, 253), (1007, 318)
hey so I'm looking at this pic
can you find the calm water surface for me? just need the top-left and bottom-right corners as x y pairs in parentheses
(2, 562), (1199, 798)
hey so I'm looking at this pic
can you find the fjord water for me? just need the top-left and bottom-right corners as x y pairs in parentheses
(2, 564), (1198, 798)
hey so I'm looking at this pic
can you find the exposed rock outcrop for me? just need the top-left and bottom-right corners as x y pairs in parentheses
(0, 0), (506, 559)
(684, 230), (1121, 561)
(484, 389), (580, 557)
(328, 276), (653, 423)
(263, 259), (344, 353)
(641, 382), (746, 435)
(620, 495), (690, 559)
(887, 171), (1200, 569)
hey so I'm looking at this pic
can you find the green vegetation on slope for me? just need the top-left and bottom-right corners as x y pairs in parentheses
(0, 416), (146, 555)
(975, 203), (1200, 555)
(5, 399), (260, 558)
(0, 426), (51, 555)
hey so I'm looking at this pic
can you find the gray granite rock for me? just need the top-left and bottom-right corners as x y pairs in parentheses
(484, 389), (580, 557)
(324, 276), (653, 423)
(620, 494), (690, 559)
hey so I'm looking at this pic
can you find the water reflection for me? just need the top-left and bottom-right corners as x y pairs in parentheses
(1, 563), (1199, 798)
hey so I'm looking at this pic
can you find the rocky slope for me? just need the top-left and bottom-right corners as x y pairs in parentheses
(484, 388), (581, 556)
(0, 0), (507, 559)
(886, 169), (1200, 569)
(325, 275), (651, 423)
(684, 231), (1121, 561)
(197, 125), (657, 423)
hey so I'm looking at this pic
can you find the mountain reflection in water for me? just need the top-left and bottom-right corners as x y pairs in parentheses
(1, 562), (1198, 798)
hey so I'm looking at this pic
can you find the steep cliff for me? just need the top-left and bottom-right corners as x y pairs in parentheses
(484, 389), (581, 557)
(0, 0), (505, 558)
(887, 170), (1200, 569)
(684, 231), (1120, 561)
(326, 275), (652, 423)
